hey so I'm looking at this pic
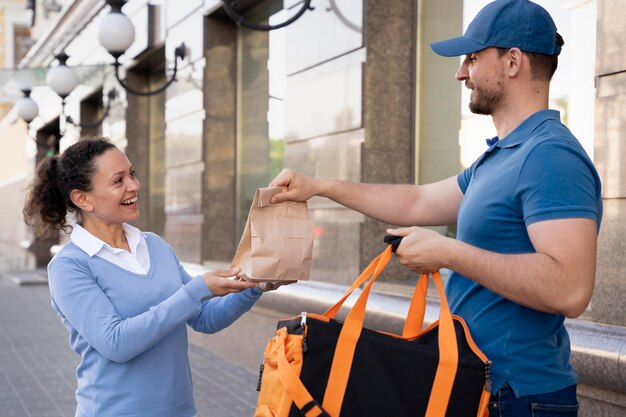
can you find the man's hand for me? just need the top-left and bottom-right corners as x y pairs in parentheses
(269, 168), (319, 204)
(386, 226), (453, 274)
(201, 267), (257, 296)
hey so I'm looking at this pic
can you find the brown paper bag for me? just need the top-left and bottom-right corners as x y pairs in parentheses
(230, 187), (313, 281)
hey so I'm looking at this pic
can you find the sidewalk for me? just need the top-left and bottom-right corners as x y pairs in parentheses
(0, 271), (259, 417)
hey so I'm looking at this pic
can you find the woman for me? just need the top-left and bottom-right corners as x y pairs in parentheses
(23, 138), (276, 417)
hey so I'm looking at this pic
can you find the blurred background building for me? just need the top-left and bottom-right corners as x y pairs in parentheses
(0, 0), (623, 415)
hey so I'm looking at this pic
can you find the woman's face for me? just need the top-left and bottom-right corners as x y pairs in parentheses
(82, 148), (140, 226)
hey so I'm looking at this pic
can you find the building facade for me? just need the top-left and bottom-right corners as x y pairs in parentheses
(1, 0), (624, 415)
(0, 0), (33, 271)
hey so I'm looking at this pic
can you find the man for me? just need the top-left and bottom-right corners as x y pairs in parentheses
(269, 0), (602, 415)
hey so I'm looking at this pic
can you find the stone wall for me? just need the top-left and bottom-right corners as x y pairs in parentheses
(578, 1), (626, 415)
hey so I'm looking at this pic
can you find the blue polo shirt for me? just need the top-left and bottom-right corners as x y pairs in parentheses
(450, 109), (602, 397)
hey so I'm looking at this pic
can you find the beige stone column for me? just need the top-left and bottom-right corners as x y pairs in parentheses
(124, 64), (166, 237)
(202, 16), (238, 262)
(592, 0), (626, 327)
(360, 0), (417, 278)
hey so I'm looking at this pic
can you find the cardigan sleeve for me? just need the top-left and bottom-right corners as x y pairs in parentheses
(48, 254), (210, 363)
(179, 261), (263, 333)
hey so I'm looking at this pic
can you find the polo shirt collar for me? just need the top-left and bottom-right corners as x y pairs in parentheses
(484, 109), (561, 150)
(71, 222), (144, 256)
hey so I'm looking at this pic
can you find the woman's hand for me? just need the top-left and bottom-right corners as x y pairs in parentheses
(201, 267), (257, 296)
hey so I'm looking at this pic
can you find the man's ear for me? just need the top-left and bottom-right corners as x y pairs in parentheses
(505, 47), (523, 77)
(70, 190), (93, 212)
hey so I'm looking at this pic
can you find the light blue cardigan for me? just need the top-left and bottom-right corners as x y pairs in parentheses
(48, 232), (262, 417)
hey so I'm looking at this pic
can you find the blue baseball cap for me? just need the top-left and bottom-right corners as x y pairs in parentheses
(430, 0), (561, 57)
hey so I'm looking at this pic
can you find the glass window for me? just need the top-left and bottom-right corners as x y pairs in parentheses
(236, 0), (286, 238)
(164, 59), (205, 261)
(268, 8), (287, 180)
(236, 0), (365, 284)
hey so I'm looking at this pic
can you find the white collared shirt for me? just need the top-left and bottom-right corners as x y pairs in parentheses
(71, 223), (151, 274)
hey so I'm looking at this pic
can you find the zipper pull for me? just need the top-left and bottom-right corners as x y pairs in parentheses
(484, 360), (492, 392)
(256, 362), (264, 391)
(300, 312), (309, 353)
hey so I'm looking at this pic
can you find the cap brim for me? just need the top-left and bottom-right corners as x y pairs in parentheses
(430, 36), (489, 57)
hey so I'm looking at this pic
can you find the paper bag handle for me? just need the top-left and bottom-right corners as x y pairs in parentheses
(321, 245), (459, 417)
(257, 187), (283, 207)
(257, 186), (303, 208)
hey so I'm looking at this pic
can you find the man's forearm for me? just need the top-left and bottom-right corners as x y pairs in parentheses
(443, 239), (593, 318)
(316, 179), (424, 226)
(316, 177), (461, 227)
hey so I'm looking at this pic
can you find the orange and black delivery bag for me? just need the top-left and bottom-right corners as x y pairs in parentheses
(254, 238), (491, 417)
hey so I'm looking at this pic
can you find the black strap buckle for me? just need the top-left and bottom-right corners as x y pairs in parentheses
(384, 235), (403, 252)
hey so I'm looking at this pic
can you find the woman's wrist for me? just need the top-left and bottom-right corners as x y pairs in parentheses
(186, 276), (213, 303)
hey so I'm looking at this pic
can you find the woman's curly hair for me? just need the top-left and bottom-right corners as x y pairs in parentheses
(23, 137), (117, 239)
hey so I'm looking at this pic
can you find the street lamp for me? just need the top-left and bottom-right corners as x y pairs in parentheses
(221, 0), (313, 31)
(17, 89), (39, 123)
(97, 1), (135, 58)
(45, 52), (81, 134)
(98, 0), (187, 96)
(46, 52), (79, 103)
(46, 58), (118, 130)
(15, 0), (187, 125)
(66, 88), (118, 129)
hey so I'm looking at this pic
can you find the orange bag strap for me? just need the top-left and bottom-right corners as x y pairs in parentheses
(386, 234), (429, 339)
(402, 273), (428, 338)
(424, 271), (459, 417)
(322, 252), (385, 319)
(322, 246), (459, 417)
(324, 252), (428, 340)
(321, 246), (393, 416)
(275, 328), (330, 417)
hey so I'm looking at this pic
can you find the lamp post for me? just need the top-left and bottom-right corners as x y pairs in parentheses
(46, 52), (79, 103)
(221, 0), (313, 31)
(98, 0), (187, 96)
(66, 88), (118, 129)
(97, 0), (135, 59)
(17, 89), (39, 123)
(16, 0), (187, 125)
(45, 52), (81, 136)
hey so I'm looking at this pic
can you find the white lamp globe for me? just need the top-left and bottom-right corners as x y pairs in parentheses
(46, 65), (79, 98)
(98, 12), (135, 55)
(17, 95), (39, 123)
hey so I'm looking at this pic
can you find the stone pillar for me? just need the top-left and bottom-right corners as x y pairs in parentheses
(124, 72), (152, 234)
(592, 0), (626, 327)
(202, 16), (238, 262)
(360, 0), (417, 278)
(580, 1), (626, 414)
(29, 122), (61, 267)
(79, 92), (103, 138)
(123, 65), (166, 236)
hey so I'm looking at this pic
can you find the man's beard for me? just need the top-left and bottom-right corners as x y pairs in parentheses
(468, 80), (504, 115)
